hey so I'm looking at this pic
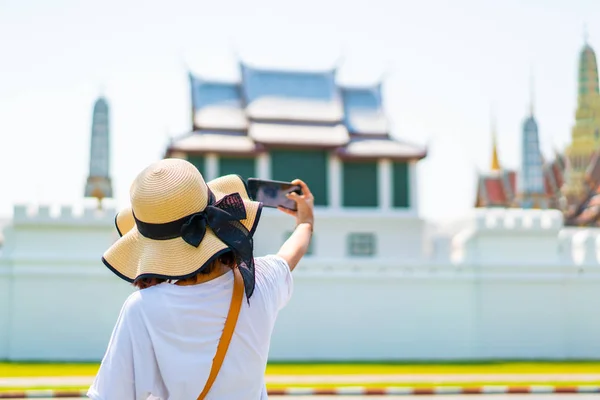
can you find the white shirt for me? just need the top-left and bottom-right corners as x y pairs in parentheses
(87, 255), (293, 400)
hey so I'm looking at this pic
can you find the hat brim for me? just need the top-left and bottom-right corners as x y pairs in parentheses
(114, 206), (135, 237)
(103, 174), (262, 283)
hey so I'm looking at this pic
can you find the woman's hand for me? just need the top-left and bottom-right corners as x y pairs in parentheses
(276, 179), (315, 271)
(277, 179), (314, 230)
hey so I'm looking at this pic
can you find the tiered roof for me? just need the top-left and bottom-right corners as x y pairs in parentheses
(565, 151), (600, 226)
(475, 128), (564, 209)
(166, 62), (426, 160)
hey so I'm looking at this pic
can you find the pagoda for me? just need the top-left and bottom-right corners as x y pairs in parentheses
(165, 61), (426, 210)
(561, 39), (600, 226)
(563, 40), (600, 205)
(474, 115), (564, 209)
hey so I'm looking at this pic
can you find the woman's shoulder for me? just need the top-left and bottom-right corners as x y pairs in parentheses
(254, 255), (290, 272)
(120, 285), (163, 313)
(252, 255), (293, 311)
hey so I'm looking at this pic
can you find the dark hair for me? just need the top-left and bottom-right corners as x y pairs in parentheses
(133, 251), (236, 289)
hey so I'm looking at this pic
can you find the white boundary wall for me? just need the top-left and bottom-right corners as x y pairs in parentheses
(1, 206), (599, 361)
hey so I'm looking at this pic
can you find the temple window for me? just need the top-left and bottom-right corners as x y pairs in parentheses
(347, 233), (376, 256)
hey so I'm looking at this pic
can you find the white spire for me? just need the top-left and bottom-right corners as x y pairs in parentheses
(529, 67), (535, 116)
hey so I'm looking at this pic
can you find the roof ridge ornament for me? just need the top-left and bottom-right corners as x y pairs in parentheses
(490, 105), (501, 172)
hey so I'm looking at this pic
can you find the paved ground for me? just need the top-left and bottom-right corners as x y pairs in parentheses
(32, 395), (600, 399)
(270, 396), (600, 399)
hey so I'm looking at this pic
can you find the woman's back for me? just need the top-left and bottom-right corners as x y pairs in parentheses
(88, 255), (293, 400)
(88, 160), (314, 399)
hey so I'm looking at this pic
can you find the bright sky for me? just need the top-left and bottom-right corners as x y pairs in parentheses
(0, 0), (596, 221)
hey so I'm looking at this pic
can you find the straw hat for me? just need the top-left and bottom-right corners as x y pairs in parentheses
(114, 206), (135, 237)
(103, 158), (263, 299)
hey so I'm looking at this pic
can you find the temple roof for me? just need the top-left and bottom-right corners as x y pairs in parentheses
(249, 122), (349, 147)
(475, 170), (516, 208)
(190, 76), (248, 130)
(167, 131), (260, 155)
(341, 85), (388, 135)
(336, 137), (426, 160)
(565, 188), (600, 227)
(173, 62), (427, 161)
(241, 63), (343, 122)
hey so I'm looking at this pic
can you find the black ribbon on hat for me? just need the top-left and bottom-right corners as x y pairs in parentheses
(133, 190), (256, 299)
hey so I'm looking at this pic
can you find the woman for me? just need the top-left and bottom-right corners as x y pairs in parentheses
(87, 158), (314, 399)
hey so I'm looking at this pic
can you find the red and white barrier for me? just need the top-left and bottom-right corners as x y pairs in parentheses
(0, 386), (599, 397)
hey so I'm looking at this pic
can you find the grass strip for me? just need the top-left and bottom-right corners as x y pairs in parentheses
(2, 361), (600, 377)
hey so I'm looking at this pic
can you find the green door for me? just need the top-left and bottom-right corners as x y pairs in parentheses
(270, 150), (329, 206)
(392, 162), (410, 208)
(218, 156), (256, 180)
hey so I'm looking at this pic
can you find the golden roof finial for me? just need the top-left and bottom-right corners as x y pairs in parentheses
(490, 108), (501, 171)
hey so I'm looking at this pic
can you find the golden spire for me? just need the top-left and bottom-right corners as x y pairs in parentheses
(490, 111), (501, 171)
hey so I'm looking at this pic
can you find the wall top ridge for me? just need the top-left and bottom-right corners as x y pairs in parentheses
(469, 208), (564, 231)
(12, 204), (117, 224)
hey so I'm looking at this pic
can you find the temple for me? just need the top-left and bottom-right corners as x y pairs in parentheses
(471, 40), (600, 218)
(475, 113), (565, 210)
(474, 119), (517, 208)
(166, 62), (426, 209)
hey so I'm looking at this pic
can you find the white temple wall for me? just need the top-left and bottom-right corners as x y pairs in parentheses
(255, 208), (425, 261)
(0, 206), (135, 360)
(0, 258), (10, 359)
(269, 265), (600, 360)
(1, 205), (600, 361)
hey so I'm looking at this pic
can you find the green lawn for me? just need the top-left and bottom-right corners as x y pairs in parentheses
(0, 363), (99, 377)
(265, 361), (600, 375)
(1, 361), (600, 377)
(1, 362), (600, 393)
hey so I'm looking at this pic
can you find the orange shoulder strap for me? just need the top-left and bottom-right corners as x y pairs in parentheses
(197, 267), (245, 400)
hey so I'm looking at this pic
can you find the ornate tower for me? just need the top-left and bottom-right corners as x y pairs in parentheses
(84, 97), (113, 207)
(563, 40), (600, 204)
(517, 101), (546, 208)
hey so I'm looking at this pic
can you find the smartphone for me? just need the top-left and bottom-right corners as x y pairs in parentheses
(246, 178), (302, 211)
